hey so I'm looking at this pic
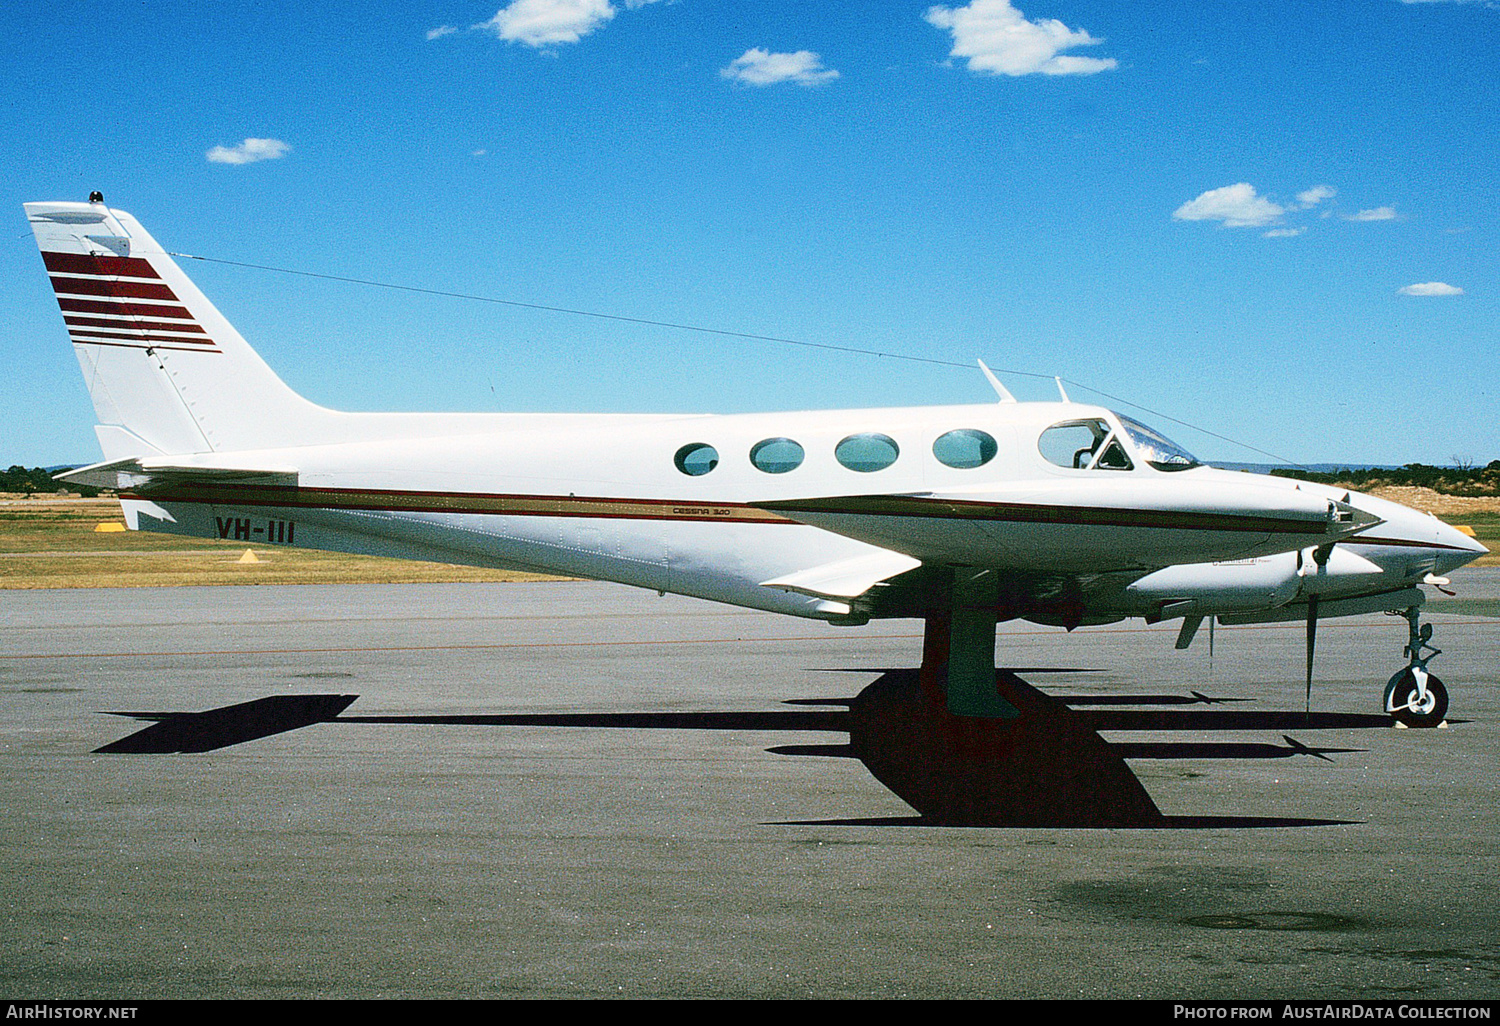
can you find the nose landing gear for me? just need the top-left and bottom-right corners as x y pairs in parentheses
(1384, 606), (1449, 728)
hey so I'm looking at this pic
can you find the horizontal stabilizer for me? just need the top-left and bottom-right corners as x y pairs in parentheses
(56, 456), (299, 491)
(760, 549), (921, 600)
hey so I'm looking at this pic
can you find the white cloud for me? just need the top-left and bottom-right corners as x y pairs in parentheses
(427, 24), (458, 40)
(477, 0), (615, 48)
(720, 48), (840, 87)
(1398, 282), (1463, 296)
(1263, 227), (1306, 238)
(1348, 206), (1398, 221)
(206, 138), (291, 165)
(924, 0), (1117, 77)
(1173, 183), (1285, 228)
(1294, 185), (1336, 209)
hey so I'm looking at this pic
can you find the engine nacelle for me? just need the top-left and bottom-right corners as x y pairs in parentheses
(1124, 545), (1384, 618)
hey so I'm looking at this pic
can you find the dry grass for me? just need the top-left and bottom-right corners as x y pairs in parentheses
(0, 498), (565, 589)
(1365, 485), (1500, 517)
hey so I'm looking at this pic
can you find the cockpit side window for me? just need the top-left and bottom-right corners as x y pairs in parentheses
(1094, 437), (1133, 470)
(1038, 419), (1134, 471)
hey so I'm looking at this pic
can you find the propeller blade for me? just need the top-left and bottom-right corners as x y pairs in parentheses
(1282, 735), (1365, 760)
(1282, 736), (1333, 762)
(1188, 691), (1251, 706)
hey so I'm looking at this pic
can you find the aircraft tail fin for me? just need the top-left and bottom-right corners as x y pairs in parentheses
(26, 196), (331, 457)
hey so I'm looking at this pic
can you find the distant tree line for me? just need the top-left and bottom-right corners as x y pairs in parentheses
(1270, 461), (1500, 496)
(1, 465), (102, 497)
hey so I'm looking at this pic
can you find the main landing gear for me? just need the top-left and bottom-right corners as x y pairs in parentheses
(880, 569), (1163, 826)
(919, 570), (1019, 719)
(1384, 605), (1449, 728)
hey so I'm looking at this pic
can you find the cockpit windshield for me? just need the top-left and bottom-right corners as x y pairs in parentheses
(1117, 415), (1202, 472)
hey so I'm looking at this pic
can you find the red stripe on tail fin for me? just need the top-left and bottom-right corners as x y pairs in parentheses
(42, 251), (162, 279)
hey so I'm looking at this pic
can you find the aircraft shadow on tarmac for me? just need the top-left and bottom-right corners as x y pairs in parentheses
(94, 668), (1407, 829)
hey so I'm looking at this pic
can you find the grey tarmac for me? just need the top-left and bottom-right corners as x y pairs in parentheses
(1, 572), (1497, 999)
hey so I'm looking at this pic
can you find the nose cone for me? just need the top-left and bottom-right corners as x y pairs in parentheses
(1347, 489), (1490, 575)
(1283, 482), (1488, 579)
(1434, 520), (1490, 575)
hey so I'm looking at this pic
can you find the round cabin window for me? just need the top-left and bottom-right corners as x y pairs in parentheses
(749, 437), (805, 474)
(932, 429), (998, 469)
(835, 433), (900, 473)
(674, 442), (719, 476)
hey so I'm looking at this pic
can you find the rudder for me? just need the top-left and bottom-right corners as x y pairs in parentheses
(27, 195), (331, 458)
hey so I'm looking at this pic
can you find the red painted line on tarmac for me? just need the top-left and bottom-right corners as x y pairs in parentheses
(4, 617), (1493, 661)
(0, 633), (924, 661)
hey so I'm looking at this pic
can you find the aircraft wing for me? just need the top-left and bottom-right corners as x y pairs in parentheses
(752, 491), (1375, 532)
(760, 548), (922, 600)
(55, 456), (299, 491)
(752, 486), (1381, 573)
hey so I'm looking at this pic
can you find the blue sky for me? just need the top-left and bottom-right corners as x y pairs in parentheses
(3, 0), (1495, 467)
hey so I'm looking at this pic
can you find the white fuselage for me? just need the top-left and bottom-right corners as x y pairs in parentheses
(119, 401), (1485, 626)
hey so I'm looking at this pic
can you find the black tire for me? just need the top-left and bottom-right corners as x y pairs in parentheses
(1385, 669), (1448, 728)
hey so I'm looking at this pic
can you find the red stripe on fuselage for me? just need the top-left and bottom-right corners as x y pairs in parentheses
(119, 484), (795, 525)
(1347, 537), (1476, 553)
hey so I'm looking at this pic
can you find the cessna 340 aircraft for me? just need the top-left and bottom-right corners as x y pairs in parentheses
(28, 195), (1488, 728)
